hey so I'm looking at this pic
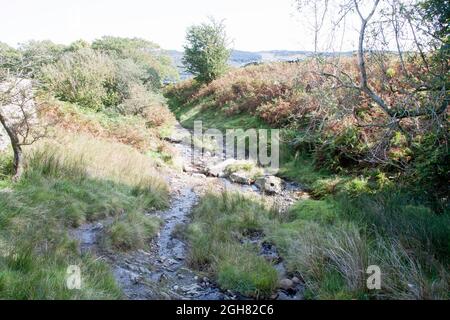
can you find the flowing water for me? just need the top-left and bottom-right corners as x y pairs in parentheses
(73, 122), (306, 300)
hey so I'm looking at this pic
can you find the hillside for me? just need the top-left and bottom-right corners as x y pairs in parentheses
(168, 49), (353, 80)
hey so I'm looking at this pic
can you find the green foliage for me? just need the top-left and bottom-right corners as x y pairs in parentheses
(315, 127), (366, 172)
(92, 36), (178, 87)
(0, 42), (21, 71)
(410, 133), (450, 204)
(187, 192), (278, 298)
(40, 48), (116, 110)
(289, 200), (337, 224)
(18, 40), (66, 76)
(217, 251), (278, 298)
(105, 212), (161, 251)
(0, 157), (160, 298)
(183, 19), (231, 83)
(419, 0), (450, 39)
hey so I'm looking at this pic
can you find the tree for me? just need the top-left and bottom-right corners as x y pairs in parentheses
(296, 0), (330, 53)
(182, 19), (231, 83)
(297, 0), (449, 165)
(92, 36), (178, 88)
(0, 75), (43, 181)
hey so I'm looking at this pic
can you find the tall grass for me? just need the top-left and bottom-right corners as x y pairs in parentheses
(269, 192), (450, 300)
(0, 132), (169, 299)
(187, 191), (278, 298)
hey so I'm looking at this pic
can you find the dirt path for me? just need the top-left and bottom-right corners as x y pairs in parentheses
(73, 122), (307, 300)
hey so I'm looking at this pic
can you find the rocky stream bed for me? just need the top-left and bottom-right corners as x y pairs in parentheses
(73, 123), (309, 300)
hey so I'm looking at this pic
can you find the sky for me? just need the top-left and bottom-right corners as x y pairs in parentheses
(0, 0), (359, 52)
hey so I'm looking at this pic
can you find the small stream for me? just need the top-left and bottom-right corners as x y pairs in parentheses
(73, 122), (306, 300)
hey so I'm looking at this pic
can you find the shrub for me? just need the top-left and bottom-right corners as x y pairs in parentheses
(92, 36), (178, 87)
(315, 127), (367, 172)
(40, 48), (115, 110)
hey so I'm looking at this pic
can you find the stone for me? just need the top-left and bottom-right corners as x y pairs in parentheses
(229, 171), (254, 185)
(255, 176), (283, 194)
(93, 223), (103, 230)
(130, 274), (141, 284)
(292, 276), (301, 284)
(279, 278), (294, 290)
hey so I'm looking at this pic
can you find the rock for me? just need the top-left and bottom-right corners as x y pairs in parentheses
(205, 159), (237, 177)
(130, 274), (141, 284)
(138, 267), (148, 274)
(255, 176), (283, 194)
(173, 285), (179, 291)
(292, 276), (301, 284)
(192, 173), (206, 179)
(229, 171), (254, 185)
(165, 136), (182, 144)
(276, 291), (293, 300)
(158, 273), (167, 282)
(279, 278), (294, 290)
(93, 223), (103, 230)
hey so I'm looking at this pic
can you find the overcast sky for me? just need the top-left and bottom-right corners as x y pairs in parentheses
(0, 0), (360, 51)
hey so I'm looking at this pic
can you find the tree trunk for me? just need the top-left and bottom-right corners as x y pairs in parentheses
(12, 141), (23, 181)
(0, 112), (23, 181)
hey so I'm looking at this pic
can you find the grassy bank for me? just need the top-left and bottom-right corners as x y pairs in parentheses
(0, 102), (171, 299)
(187, 189), (449, 300)
(165, 62), (449, 300)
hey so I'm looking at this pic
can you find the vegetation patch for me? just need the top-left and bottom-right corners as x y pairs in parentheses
(187, 192), (278, 298)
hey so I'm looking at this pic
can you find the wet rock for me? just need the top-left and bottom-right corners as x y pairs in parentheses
(158, 273), (167, 282)
(279, 278), (294, 291)
(138, 267), (148, 274)
(93, 223), (103, 230)
(229, 171), (254, 185)
(277, 291), (294, 300)
(130, 274), (141, 284)
(255, 176), (283, 194)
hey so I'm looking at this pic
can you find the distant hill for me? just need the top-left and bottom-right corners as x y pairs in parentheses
(167, 49), (353, 80)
